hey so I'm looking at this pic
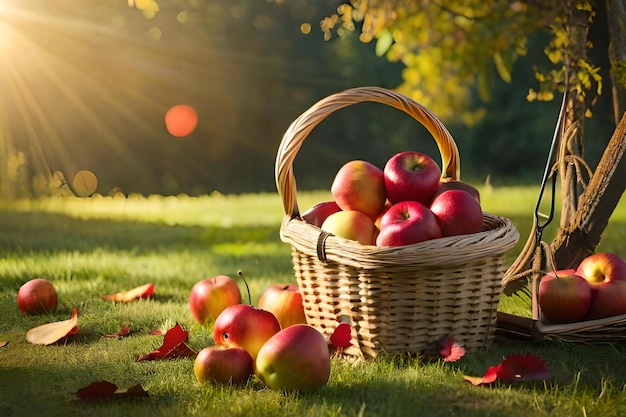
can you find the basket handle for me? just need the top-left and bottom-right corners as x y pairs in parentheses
(275, 86), (461, 217)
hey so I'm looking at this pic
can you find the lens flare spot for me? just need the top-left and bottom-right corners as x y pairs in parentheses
(165, 105), (198, 137)
(72, 170), (98, 197)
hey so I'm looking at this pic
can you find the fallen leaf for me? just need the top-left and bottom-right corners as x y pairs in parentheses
(330, 322), (352, 349)
(75, 380), (148, 401)
(26, 308), (79, 345)
(102, 283), (154, 302)
(463, 354), (550, 386)
(497, 354), (551, 382)
(136, 323), (196, 362)
(0, 341), (8, 348)
(439, 337), (465, 362)
(149, 329), (164, 336)
(102, 325), (132, 339)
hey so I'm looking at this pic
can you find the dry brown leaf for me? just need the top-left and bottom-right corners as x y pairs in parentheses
(26, 308), (79, 345)
(102, 283), (154, 302)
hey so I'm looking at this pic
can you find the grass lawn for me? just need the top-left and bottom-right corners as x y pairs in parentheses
(2, 187), (626, 417)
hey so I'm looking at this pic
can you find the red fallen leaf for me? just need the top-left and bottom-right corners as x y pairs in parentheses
(330, 322), (352, 349)
(102, 283), (154, 302)
(463, 354), (550, 386)
(0, 341), (8, 348)
(136, 323), (197, 362)
(75, 380), (148, 401)
(26, 308), (79, 345)
(102, 325), (132, 339)
(149, 329), (164, 336)
(439, 337), (465, 362)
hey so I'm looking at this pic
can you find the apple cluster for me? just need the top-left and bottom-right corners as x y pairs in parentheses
(302, 151), (483, 246)
(538, 252), (626, 323)
(189, 275), (330, 392)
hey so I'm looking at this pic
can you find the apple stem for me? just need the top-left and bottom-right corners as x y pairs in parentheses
(237, 270), (252, 305)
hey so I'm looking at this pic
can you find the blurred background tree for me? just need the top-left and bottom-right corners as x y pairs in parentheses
(0, 0), (620, 197)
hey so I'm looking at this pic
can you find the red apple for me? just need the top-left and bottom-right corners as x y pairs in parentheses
(321, 210), (376, 245)
(189, 275), (242, 325)
(586, 280), (626, 320)
(258, 284), (307, 329)
(17, 278), (58, 315)
(301, 201), (341, 228)
(429, 189), (483, 237)
(213, 304), (281, 361)
(331, 160), (386, 219)
(538, 270), (592, 323)
(376, 201), (442, 247)
(383, 151), (441, 205)
(194, 346), (253, 386)
(575, 252), (626, 285)
(433, 179), (480, 203)
(255, 324), (330, 392)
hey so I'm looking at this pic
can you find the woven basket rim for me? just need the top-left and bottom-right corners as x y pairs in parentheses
(281, 211), (519, 268)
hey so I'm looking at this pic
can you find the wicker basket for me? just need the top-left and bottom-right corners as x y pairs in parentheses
(275, 86), (520, 359)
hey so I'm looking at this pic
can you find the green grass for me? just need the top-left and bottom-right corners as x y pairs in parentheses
(2, 188), (626, 417)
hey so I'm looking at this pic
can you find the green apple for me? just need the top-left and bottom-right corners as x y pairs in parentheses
(255, 324), (330, 392)
(321, 210), (376, 245)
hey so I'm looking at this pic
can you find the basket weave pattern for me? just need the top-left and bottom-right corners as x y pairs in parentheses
(275, 87), (520, 358)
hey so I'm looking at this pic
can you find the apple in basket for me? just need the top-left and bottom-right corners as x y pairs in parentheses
(301, 201), (341, 228)
(17, 278), (58, 315)
(213, 304), (281, 361)
(429, 189), (483, 237)
(331, 160), (386, 219)
(258, 283), (307, 329)
(255, 324), (330, 392)
(189, 275), (242, 325)
(576, 252), (626, 319)
(538, 269), (592, 323)
(384, 151), (441, 205)
(321, 210), (377, 245)
(376, 200), (442, 247)
(194, 346), (253, 386)
(432, 178), (481, 203)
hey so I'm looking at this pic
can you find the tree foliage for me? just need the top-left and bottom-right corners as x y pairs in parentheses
(321, 0), (607, 124)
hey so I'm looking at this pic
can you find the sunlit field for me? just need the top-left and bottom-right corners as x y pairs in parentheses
(2, 188), (626, 417)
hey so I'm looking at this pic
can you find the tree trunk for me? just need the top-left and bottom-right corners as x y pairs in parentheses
(551, 113), (626, 268)
(606, 0), (626, 124)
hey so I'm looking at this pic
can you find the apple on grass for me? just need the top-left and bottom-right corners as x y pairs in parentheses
(213, 304), (281, 361)
(331, 160), (386, 219)
(538, 270), (592, 323)
(429, 189), (483, 237)
(384, 151), (442, 205)
(301, 201), (341, 228)
(258, 284), (307, 329)
(17, 278), (58, 315)
(189, 275), (241, 326)
(194, 346), (253, 386)
(376, 201), (442, 247)
(321, 210), (377, 245)
(255, 324), (330, 392)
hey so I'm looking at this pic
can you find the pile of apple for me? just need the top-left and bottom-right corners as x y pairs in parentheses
(301, 151), (483, 246)
(189, 274), (330, 392)
(538, 252), (626, 323)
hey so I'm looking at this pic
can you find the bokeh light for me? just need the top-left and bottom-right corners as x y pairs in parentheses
(165, 105), (198, 138)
